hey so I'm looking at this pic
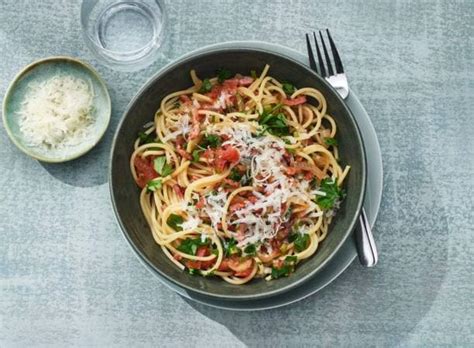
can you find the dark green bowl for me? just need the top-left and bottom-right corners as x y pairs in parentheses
(109, 48), (366, 300)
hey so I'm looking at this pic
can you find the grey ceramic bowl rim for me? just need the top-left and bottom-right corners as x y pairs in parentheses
(2, 56), (111, 163)
(109, 46), (367, 300)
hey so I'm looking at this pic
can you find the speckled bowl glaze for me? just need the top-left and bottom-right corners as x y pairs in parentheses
(110, 48), (366, 301)
(2, 56), (111, 163)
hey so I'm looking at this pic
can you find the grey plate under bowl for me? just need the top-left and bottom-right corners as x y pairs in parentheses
(110, 43), (367, 301)
(134, 41), (383, 310)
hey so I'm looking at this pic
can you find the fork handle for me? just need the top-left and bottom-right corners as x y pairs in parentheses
(354, 207), (378, 267)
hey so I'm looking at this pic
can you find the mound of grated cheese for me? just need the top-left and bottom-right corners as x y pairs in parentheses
(199, 124), (323, 248)
(18, 75), (94, 149)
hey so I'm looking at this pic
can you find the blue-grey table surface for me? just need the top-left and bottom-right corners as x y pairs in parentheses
(1, 0), (473, 347)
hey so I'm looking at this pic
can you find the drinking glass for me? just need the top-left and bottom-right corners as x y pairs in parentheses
(81, 0), (167, 71)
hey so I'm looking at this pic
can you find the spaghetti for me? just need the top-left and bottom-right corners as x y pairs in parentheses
(130, 65), (350, 284)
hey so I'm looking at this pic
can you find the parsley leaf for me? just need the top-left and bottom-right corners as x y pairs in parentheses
(271, 265), (292, 279)
(200, 134), (221, 148)
(153, 156), (173, 177)
(167, 214), (184, 231)
(258, 109), (290, 137)
(316, 178), (344, 210)
(217, 68), (232, 83)
(224, 238), (240, 256)
(282, 82), (296, 95)
(146, 179), (162, 192)
(187, 268), (201, 275)
(250, 70), (257, 79)
(271, 255), (298, 279)
(192, 149), (202, 162)
(244, 244), (256, 256)
(289, 233), (310, 252)
(199, 78), (212, 93)
(138, 131), (155, 145)
(229, 168), (243, 182)
(177, 237), (209, 255)
(324, 137), (338, 147)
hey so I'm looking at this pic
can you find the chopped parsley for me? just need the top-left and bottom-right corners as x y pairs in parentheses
(153, 156), (174, 177)
(192, 149), (202, 162)
(146, 179), (162, 192)
(243, 244), (257, 256)
(217, 68), (232, 83)
(200, 134), (221, 148)
(289, 233), (310, 252)
(250, 70), (257, 79)
(316, 178), (344, 210)
(177, 237), (209, 255)
(258, 106), (290, 137)
(271, 255), (298, 279)
(224, 237), (240, 256)
(167, 214), (184, 231)
(199, 78), (212, 93)
(187, 268), (201, 275)
(138, 131), (155, 145)
(282, 82), (296, 95)
(324, 137), (338, 147)
(229, 168), (243, 182)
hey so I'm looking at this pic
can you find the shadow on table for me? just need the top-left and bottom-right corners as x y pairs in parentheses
(182, 180), (450, 346)
(39, 138), (109, 187)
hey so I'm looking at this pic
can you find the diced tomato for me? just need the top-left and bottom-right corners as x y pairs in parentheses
(276, 226), (290, 241)
(224, 178), (240, 188)
(134, 156), (158, 188)
(247, 195), (258, 204)
(304, 171), (314, 180)
(215, 145), (240, 171)
(175, 136), (192, 160)
(282, 96), (307, 106)
(189, 123), (200, 140)
(196, 196), (206, 209)
(235, 266), (254, 278)
(189, 108), (204, 140)
(228, 256), (254, 273)
(222, 79), (239, 92)
(286, 167), (298, 176)
(237, 223), (247, 240)
(185, 260), (201, 269)
(173, 253), (183, 261)
(197, 246), (214, 269)
(196, 246), (208, 257)
(177, 147), (192, 160)
(238, 76), (254, 86)
(206, 84), (223, 100)
(218, 258), (231, 272)
(173, 184), (184, 199)
(179, 95), (191, 104)
(229, 202), (245, 212)
(294, 161), (325, 180)
(272, 259), (285, 269)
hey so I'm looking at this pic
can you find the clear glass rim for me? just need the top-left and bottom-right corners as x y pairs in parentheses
(80, 0), (167, 57)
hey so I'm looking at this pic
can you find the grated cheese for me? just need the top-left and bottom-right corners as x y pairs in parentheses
(202, 124), (320, 247)
(18, 75), (95, 149)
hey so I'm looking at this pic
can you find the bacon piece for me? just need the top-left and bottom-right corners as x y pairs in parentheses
(282, 96), (307, 106)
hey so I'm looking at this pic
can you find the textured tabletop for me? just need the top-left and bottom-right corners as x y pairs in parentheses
(1, 0), (473, 347)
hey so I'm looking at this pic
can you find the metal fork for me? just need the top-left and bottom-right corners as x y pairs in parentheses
(306, 29), (378, 267)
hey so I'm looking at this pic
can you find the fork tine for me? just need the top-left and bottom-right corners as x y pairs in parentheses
(319, 31), (334, 76)
(305, 33), (317, 71)
(326, 29), (344, 74)
(313, 32), (326, 77)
